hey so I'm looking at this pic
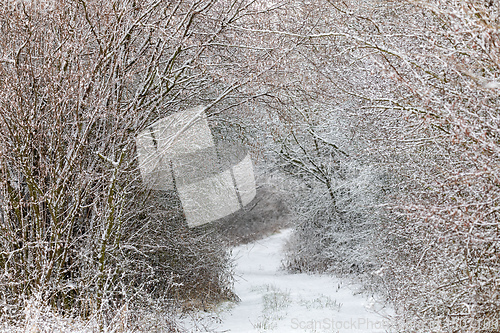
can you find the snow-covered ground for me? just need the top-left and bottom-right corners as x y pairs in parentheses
(181, 229), (392, 333)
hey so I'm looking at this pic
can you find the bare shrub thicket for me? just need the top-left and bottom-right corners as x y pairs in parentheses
(0, 0), (288, 329)
(271, 0), (500, 331)
(269, 103), (385, 276)
(365, 2), (500, 331)
(2, 0), (499, 331)
(231, 1), (391, 277)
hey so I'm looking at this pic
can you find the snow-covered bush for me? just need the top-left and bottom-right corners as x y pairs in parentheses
(285, 163), (385, 276)
(0, 0), (251, 328)
(253, 1), (500, 330)
(2, 0), (498, 331)
(371, 2), (500, 329)
(293, 0), (500, 330)
(259, 102), (385, 276)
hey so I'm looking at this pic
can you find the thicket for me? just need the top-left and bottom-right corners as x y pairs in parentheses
(0, 0), (251, 329)
(270, 1), (500, 331)
(2, 0), (500, 331)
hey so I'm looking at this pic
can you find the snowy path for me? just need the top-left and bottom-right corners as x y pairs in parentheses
(182, 229), (391, 333)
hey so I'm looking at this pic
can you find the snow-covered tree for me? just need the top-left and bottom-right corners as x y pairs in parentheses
(283, 0), (500, 330)
(0, 0), (288, 327)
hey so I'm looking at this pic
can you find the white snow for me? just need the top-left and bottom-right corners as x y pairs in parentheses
(181, 229), (392, 333)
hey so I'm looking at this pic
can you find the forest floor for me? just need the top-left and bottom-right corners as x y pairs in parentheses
(180, 228), (392, 333)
